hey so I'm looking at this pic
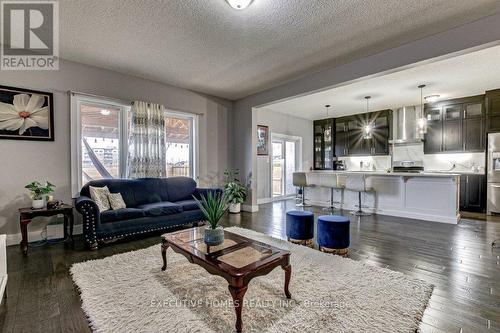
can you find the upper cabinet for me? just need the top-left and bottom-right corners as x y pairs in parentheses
(486, 89), (500, 132)
(424, 95), (485, 154)
(314, 109), (391, 169)
(313, 119), (334, 170)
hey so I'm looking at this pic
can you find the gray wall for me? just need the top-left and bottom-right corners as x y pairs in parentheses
(0, 59), (233, 236)
(233, 13), (500, 207)
(256, 108), (312, 200)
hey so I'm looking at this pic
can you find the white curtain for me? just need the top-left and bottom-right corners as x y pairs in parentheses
(127, 101), (166, 178)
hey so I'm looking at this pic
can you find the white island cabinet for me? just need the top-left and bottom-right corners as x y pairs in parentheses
(306, 171), (460, 224)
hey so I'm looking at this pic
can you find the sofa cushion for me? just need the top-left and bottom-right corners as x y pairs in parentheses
(165, 177), (197, 202)
(138, 202), (183, 217)
(174, 199), (199, 211)
(100, 208), (146, 224)
(81, 179), (138, 207)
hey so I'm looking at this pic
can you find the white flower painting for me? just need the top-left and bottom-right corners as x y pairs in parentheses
(0, 86), (54, 141)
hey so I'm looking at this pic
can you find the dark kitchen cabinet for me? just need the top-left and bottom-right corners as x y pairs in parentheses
(463, 118), (484, 151)
(370, 110), (391, 155)
(442, 104), (463, 152)
(486, 89), (500, 132)
(335, 118), (348, 157)
(313, 119), (334, 170)
(424, 107), (442, 154)
(460, 174), (487, 213)
(347, 117), (370, 156)
(424, 96), (485, 154)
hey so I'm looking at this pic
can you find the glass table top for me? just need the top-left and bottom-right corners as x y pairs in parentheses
(164, 227), (282, 270)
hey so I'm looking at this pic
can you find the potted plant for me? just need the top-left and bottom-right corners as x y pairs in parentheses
(25, 181), (55, 209)
(193, 191), (228, 246)
(224, 169), (247, 214)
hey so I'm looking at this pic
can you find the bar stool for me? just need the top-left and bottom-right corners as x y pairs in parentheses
(346, 174), (373, 216)
(293, 172), (311, 207)
(320, 174), (344, 213)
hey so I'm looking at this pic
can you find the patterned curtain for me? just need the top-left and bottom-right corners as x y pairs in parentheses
(127, 101), (166, 178)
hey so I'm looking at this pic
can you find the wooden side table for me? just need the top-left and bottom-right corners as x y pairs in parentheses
(18, 204), (74, 255)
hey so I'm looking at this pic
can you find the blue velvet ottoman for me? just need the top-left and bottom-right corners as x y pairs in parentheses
(286, 210), (314, 247)
(317, 215), (350, 255)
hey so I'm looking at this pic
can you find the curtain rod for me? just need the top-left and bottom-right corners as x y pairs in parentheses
(68, 90), (204, 116)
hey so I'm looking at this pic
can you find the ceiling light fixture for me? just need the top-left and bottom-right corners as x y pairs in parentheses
(226, 0), (253, 10)
(363, 96), (373, 140)
(100, 109), (110, 116)
(325, 104), (331, 118)
(424, 94), (440, 103)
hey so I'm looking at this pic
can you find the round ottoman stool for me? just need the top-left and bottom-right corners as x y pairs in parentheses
(286, 210), (314, 247)
(317, 215), (350, 255)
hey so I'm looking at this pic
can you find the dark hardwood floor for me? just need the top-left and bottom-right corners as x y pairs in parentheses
(1, 199), (499, 332)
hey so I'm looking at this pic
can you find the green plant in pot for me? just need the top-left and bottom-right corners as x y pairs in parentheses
(193, 191), (228, 246)
(224, 169), (247, 214)
(25, 181), (55, 209)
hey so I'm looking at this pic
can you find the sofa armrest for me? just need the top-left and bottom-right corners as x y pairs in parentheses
(74, 196), (100, 250)
(194, 187), (223, 199)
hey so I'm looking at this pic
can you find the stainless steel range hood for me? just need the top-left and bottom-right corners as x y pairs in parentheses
(389, 106), (425, 144)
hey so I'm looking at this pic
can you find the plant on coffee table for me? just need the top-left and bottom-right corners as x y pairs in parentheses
(193, 191), (228, 246)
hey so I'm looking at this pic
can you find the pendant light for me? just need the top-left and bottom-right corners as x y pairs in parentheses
(226, 0), (253, 10)
(325, 104), (331, 118)
(363, 96), (373, 140)
(417, 84), (428, 136)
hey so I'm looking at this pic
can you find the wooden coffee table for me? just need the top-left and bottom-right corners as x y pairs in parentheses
(161, 227), (292, 333)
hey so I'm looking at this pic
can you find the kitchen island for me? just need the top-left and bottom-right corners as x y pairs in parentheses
(306, 170), (461, 224)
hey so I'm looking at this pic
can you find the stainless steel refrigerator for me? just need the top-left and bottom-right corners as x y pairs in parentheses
(487, 132), (500, 214)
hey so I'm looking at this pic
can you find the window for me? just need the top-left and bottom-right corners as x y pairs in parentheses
(71, 94), (198, 197)
(165, 113), (195, 177)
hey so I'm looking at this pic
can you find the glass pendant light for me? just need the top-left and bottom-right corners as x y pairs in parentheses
(417, 85), (428, 136)
(363, 96), (373, 140)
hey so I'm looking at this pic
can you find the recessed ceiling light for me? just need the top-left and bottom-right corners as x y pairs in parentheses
(226, 0), (253, 10)
(424, 94), (440, 103)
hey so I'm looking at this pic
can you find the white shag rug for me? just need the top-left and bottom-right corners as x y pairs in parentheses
(71, 227), (433, 333)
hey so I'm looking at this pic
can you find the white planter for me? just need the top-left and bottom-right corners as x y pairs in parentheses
(229, 203), (241, 214)
(32, 199), (45, 209)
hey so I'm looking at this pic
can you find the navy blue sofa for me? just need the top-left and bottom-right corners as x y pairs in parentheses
(75, 177), (219, 250)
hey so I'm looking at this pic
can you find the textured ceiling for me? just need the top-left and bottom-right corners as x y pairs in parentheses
(265, 45), (500, 119)
(59, 0), (500, 100)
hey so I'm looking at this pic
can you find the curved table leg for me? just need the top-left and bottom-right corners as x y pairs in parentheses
(228, 285), (248, 333)
(282, 264), (292, 299)
(161, 239), (169, 271)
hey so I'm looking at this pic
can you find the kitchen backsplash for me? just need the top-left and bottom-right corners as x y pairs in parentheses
(338, 142), (485, 172)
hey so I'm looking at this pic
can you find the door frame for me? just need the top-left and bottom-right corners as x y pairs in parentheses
(270, 133), (302, 201)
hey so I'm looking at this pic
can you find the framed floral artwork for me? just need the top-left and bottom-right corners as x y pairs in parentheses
(0, 85), (54, 141)
(257, 125), (269, 155)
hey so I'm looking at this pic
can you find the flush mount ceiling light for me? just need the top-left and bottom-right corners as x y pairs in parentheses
(226, 0), (253, 10)
(424, 94), (440, 103)
(100, 109), (110, 116)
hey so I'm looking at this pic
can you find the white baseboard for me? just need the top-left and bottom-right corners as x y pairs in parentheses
(241, 204), (259, 213)
(257, 197), (273, 205)
(6, 224), (83, 247)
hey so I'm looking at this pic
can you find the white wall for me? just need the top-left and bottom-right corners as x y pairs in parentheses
(255, 108), (313, 201)
(233, 14), (500, 207)
(0, 59), (233, 236)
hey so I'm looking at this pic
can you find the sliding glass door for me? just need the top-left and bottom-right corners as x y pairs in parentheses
(272, 137), (298, 198)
